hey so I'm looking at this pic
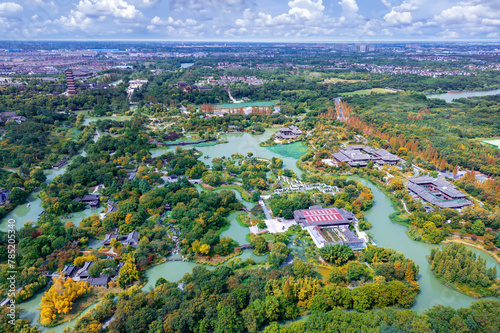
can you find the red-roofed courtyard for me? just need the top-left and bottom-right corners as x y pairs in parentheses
(293, 206), (356, 227)
(301, 208), (344, 223)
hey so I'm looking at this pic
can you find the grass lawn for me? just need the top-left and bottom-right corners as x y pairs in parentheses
(323, 78), (366, 84)
(339, 88), (396, 96)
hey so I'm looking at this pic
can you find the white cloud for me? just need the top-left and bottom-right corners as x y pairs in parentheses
(150, 16), (198, 27)
(381, 0), (391, 7)
(396, 0), (421, 12)
(0, 2), (23, 16)
(482, 18), (500, 26)
(337, 0), (363, 26)
(76, 0), (142, 19)
(128, 0), (160, 7)
(232, 0), (334, 37)
(147, 15), (204, 37)
(384, 11), (412, 25)
(54, 10), (94, 31)
(338, 0), (358, 17)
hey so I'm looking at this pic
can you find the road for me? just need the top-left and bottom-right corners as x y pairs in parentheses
(259, 199), (272, 219)
(227, 88), (242, 103)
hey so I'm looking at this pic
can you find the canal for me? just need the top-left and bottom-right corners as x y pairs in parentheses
(16, 127), (500, 332)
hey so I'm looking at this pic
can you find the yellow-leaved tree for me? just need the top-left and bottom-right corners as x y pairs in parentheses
(40, 276), (93, 326)
(73, 254), (97, 267)
(116, 253), (140, 288)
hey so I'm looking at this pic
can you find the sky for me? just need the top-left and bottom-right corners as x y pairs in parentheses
(0, 0), (499, 41)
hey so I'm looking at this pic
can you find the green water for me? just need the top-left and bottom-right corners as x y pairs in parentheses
(0, 151), (100, 231)
(217, 100), (278, 109)
(73, 110), (134, 126)
(60, 208), (103, 227)
(213, 188), (254, 211)
(267, 142), (309, 160)
(141, 250), (267, 292)
(149, 129), (306, 176)
(19, 289), (100, 333)
(17, 127), (500, 332)
(221, 212), (250, 246)
(426, 88), (500, 103)
(349, 176), (499, 312)
(482, 138), (500, 148)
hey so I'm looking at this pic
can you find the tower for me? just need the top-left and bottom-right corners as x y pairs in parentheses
(65, 69), (77, 94)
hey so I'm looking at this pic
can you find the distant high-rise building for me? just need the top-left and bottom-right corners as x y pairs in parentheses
(65, 69), (77, 94)
(334, 43), (348, 50)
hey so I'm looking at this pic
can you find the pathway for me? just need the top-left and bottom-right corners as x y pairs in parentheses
(227, 88), (243, 104)
(401, 199), (411, 214)
(258, 199), (272, 220)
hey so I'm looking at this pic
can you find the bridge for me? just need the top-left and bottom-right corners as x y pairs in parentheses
(236, 244), (253, 250)
(163, 138), (216, 147)
(165, 258), (187, 262)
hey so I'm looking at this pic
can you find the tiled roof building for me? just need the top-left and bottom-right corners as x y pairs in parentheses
(333, 145), (401, 167)
(407, 176), (472, 209)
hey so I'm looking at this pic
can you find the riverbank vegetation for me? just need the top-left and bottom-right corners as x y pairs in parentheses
(2, 45), (500, 333)
(429, 243), (499, 298)
(40, 276), (93, 326)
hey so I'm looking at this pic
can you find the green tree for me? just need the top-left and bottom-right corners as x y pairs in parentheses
(268, 242), (290, 267)
(470, 220), (485, 236)
(251, 236), (268, 254)
(319, 244), (354, 265)
(215, 304), (243, 333)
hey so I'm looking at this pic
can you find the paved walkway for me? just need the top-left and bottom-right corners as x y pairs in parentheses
(264, 219), (297, 234)
(401, 199), (411, 214)
(259, 199), (272, 219)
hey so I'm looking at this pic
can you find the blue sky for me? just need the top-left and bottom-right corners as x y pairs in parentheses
(0, 0), (499, 41)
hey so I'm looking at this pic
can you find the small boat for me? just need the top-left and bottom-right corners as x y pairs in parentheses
(27, 203), (30, 207)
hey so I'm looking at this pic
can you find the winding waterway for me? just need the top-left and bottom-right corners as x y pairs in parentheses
(350, 176), (499, 312)
(150, 129), (307, 176)
(15, 127), (500, 332)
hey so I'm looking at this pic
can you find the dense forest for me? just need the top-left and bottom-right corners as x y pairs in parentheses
(429, 243), (499, 297)
(29, 264), (498, 333)
(0, 43), (499, 333)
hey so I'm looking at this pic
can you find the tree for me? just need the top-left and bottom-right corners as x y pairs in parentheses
(251, 236), (268, 254)
(252, 191), (261, 202)
(138, 178), (150, 194)
(328, 267), (346, 284)
(199, 244), (211, 255)
(268, 242), (290, 267)
(242, 299), (266, 333)
(215, 304), (243, 333)
(346, 262), (370, 281)
(40, 277), (92, 325)
(292, 260), (315, 279)
(8, 187), (28, 205)
(470, 220), (485, 236)
(30, 168), (47, 182)
(319, 244), (354, 265)
(116, 255), (140, 288)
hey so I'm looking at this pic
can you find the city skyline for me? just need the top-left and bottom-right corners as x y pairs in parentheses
(0, 0), (499, 42)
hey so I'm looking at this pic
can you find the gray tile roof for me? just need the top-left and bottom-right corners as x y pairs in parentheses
(407, 179), (472, 209)
(333, 145), (401, 166)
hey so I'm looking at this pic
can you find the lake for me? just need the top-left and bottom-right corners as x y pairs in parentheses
(426, 88), (500, 103)
(217, 100), (278, 109)
(17, 126), (500, 332)
(481, 138), (500, 148)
